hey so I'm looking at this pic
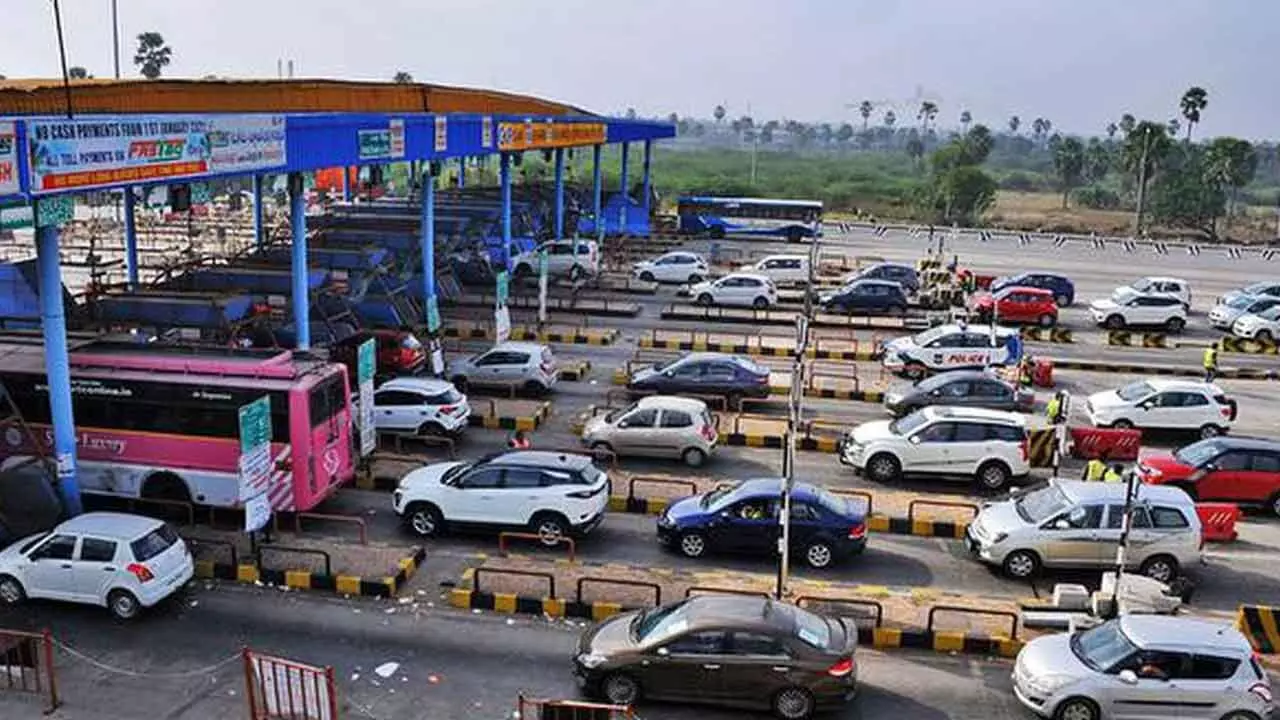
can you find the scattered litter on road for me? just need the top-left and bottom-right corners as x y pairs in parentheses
(374, 662), (399, 679)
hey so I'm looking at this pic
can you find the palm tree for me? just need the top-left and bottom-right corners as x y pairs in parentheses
(1105, 122), (1118, 141)
(1052, 137), (1086, 208)
(1179, 86), (1208, 142)
(392, 71), (413, 83)
(133, 32), (173, 79)
(1031, 117), (1048, 144)
(959, 110), (972, 134)
(1008, 115), (1021, 135)
(1205, 137), (1258, 230)
(1167, 118), (1180, 138)
(858, 101), (874, 131)
(905, 128), (925, 169)
(1122, 121), (1175, 235)
(713, 105), (726, 124)
(883, 110), (896, 129)
(1119, 113), (1137, 136)
(918, 101), (939, 131)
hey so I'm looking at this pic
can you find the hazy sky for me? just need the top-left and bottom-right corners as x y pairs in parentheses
(1, 0), (1275, 139)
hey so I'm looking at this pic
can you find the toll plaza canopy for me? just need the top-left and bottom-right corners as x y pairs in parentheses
(0, 78), (674, 521)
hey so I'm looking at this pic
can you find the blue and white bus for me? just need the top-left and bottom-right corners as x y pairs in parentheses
(676, 196), (823, 243)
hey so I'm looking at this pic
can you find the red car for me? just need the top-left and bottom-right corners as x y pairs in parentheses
(330, 329), (426, 382)
(968, 286), (1058, 326)
(1137, 437), (1280, 517)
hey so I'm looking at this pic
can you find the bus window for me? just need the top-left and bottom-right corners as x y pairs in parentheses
(309, 373), (346, 429)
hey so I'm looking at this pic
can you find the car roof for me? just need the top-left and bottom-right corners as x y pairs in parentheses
(849, 279), (903, 289)
(1120, 615), (1252, 655)
(489, 341), (547, 353)
(923, 323), (1018, 337)
(483, 450), (596, 471)
(1188, 436), (1280, 452)
(1137, 275), (1187, 284)
(1054, 479), (1194, 505)
(677, 351), (750, 364)
(677, 595), (797, 635)
(57, 512), (162, 538)
(726, 272), (772, 282)
(758, 254), (806, 262)
(1143, 379), (1220, 393)
(379, 377), (457, 394)
(996, 285), (1053, 296)
(636, 395), (708, 412)
(919, 369), (1002, 385)
(921, 406), (1026, 425)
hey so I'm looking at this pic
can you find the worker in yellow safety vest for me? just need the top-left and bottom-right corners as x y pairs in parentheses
(1046, 390), (1068, 425)
(1103, 463), (1125, 483)
(1083, 451), (1109, 481)
(1203, 343), (1219, 383)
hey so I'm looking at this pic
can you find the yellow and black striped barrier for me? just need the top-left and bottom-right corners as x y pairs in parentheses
(637, 336), (877, 362)
(194, 547), (425, 599)
(1220, 336), (1280, 355)
(1027, 428), (1057, 468)
(1020, 327), (1074, 343)
(557, 360), (592, 381)
(1237, 605), (1280, 653)
(443, 325), (618, 346)
(1105, 330), (1173, 349)
(469, 401), (552, 431)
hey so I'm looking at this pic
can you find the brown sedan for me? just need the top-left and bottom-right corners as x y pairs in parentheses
(572, 595), (858, 719)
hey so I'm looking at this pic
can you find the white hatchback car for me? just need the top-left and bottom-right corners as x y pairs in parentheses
(1090, 290), (1187, 332)
(1086, 379), (1237, 439)
(447, 341), (558, 394)
(1232, 305), (1280, 342)
(373, 377), (471, 436)
(738, 254), (810, 286)
(838, 406), (1030, 491)
(631, 251), (709, 284)
(689, 272), (778, 309)
(512, 240), (600, 280)
(0, 512), (193, 620)
(1013, 615), (1273, 720)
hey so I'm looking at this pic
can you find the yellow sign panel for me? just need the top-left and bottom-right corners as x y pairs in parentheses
(497, 121), (607, 151)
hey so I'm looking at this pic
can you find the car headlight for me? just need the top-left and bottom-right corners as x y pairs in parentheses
(1027, 673), (1076, 695)
(576, 653), (607, 669)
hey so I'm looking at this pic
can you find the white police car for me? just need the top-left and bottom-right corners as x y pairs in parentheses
(881, 324), (1022, 380)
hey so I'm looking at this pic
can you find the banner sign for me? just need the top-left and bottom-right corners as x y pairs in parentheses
(497, 122), (607, 152)
(0, 121), (19, 196)
(434, 117), (448, 152)
(356, 338), (376, 457)
(237, 395), (273, 502)
(358, 118), (405, 161)
(481, 116), (493, 149)
(0, 200), (32, 230)
(27, 114), (286, 195)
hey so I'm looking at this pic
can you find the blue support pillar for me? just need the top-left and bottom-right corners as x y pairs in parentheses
(592, 144), (603, 239)
(500, 153), (513, 271)
(420, 167), (436, 308)
(619, 142), (631, 233)
(122, 187), (139, 290)
(553, 148), (566, 240)
(288, 173), (310, 350)
(457, 157), (466, 188)
(341, 167), (352, 202)
(252, 175), (265, 250)
(35, 206), (82, 516)
(641, 140), (653, 220)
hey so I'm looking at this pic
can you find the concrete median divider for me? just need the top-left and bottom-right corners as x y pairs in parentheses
(1236, 605), (1280, 654)
(638, 329), (880, 362)
(468, 398), (552, 431)
(1049, 356), (1280, 381)
(443, 321), (618, 346)
(557, 359), (592, 381)
(659, 303), (930, 331)
(1019, 327), (1074, 344)
(192, 544), (426, 599)
(1219, 336), (1280, 355)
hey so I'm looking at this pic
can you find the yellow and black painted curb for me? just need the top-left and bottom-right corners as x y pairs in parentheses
(557, 359), (592, 381)
(443, 325), (618, 346)
(447, 581), (1018, 657)
(1105, 330), (1175, 349)
(1027, 428), (1056, 468)
(1047, 357), (1280, 381)
(469, 401), (552, 431)
(194, 546), (426, 599)
(1219, 336), (1280, 355)
(1019, 327), (1074, 343)
(1236, 605), (1280, 653)
(637, 336), (877, 361)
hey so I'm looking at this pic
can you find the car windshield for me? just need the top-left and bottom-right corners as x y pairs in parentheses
(910, 327), (946, 346)
(1226, 295), (1255, 309)
(401, 335), (423, 350)
(1174, 439), (1224, 467)
(19, 532), (49, 555)
(632, 601), (691, 643)
(1244, 282), (1271, 294)
(442, 462), (475, 484)
(787, 604), (834, 649)
(1258, 306), (1280, 320)
(733, 356), (769, 375)
(130, 524), (179, 562)
(604, 402), (640, 423)
(814, 487), (853, 516)
(700, 482), (741, 509)
(1116, 381), (1155, 402)
(1070, 620), (1138, 672)
(889, 410), (930, 436)
(1015, 484), (1072, 523)
(1130, 278), (1154, 292)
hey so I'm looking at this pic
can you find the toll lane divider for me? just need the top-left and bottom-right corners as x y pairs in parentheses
(442, 323), (619, 346)
(1047, 357), (1280, 380)
(659, 303), (931, 331)
(1018, 327), (1074, 343)
(557, 359), (592, 381)
(1105, 331), (1280, 356)
(446, 294), (642, 318)
(468, 399), (552, 432)
(193, 546), (426, 599)
(1236, 605), (1280, 654)
(608, 369), (887, 403)
(448, 567), (1023, 658)
(638, 334), (879, 362)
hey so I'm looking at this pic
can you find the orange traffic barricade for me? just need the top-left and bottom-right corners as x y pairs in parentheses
(1196, 503), (1240, 543)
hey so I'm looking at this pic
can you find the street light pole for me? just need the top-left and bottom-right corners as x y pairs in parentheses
(111, 0), (121, 79)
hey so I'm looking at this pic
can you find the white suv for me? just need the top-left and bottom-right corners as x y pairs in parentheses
(1090, 290), (1187, 332)
(632, 251), (709, 284)
(393, 451), (610, 544)
(373, 377), (471, 436)
(1232, 304), (1280, 342)
(838, 406), (1030, 491)
(689, 272), (778, 309)
(1119, 276), (1192, 309)
(738, 254), (810, 286)
(0, 512), (193, 620)
(1013, 615), (1273, 720)
(513, 240), (600, 280)
(448, 341), (558, 394)
(1086, 379), (1237, 439)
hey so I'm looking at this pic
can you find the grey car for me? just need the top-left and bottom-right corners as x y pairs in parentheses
(882, 369), (1034, 417)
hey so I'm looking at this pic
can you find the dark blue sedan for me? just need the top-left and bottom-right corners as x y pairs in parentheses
(656, 479), (867, 569)
(990, 272), (1075, 306)
(819, 279), (909, 315)
(850, 262), (920, 294)
(627, 353), (771, 402)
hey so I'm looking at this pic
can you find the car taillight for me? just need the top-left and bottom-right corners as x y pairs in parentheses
(127, 563), (155, 583)
(1249, 682), (1272, 704)
(541, 362), (554, 375)
(848, 524), (866, 539)
(700, 424), (717, 441)
(1019, 438), (1029, 461)
(1220, 405), (1232, 418)
(827, 656), (855, 677)
(439, 404), (457, 414)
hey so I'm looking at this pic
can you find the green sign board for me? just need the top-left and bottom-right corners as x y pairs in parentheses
(238, 396), (272, 455)
(496, 270), (510, 305)
(538, 250), (549, 278)
(356, 338), (377, 456)
(357, 338), (376, 384)
(358, 129), (392, 160)
(0, 202), (32, 230)
(36, 195), (73, 228)
(425, 295), (442, 333)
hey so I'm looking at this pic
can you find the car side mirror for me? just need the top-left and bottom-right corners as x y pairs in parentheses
(656, 647), (670, 657)
(1118, 669), (1138, 685)
(929, 389), (941, 397)
(909, 435), (922, 445)
(1054, 519), (1071, 530)
(663, 370), (674, 377)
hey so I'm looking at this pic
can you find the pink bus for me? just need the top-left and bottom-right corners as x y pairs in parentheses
(0, 337), (355, 513)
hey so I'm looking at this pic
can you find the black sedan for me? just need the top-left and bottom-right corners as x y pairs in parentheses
(882, 369), (1034, 417)
(627, 352), (771, 404)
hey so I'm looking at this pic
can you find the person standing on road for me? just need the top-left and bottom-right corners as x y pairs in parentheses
(508, 430), (531, 450)
(1103, 462), (1125, 483)
(1083, 451), (1108, 482)
(1203, 343), (1219, 383)
(1046, 390), (1068, 425)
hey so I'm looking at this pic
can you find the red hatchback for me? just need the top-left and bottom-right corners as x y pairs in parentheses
(968, 286), (1058, 326)
(1137, 437), (1280, 517)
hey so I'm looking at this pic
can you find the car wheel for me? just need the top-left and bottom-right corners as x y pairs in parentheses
(708, 226), (725, 239)
(1199, 424), (1223, 440)
(1258, 329), (1274, 343)
(752, 296), (770, 309)
(1110, 419), (1134, 430)
(638, 271), (655, 282)
(682, 447), (707, 468)
(687, 273), (704, 284)
(1218, 712), (1262, 720)
(677, 531), (708, 558)
(449, 375), (468, 392)
(1105, 314), (1126, 330)
(530, 513), (570, 547)
(772, 687), (816, 720)
(404, 503), (445, 538)
(417, 422), (447, 437)
(866, 453), (901, 482)
(1138, 554), (1179, 583)
(514, 264), (532, 278)
(1053, 697), (1100, 720)
(1166, 316), (1186, 333)
(975, 461), (1012, 492)
(0, 575), (25, 606)
(108, 589), (141, 621)
(1002, 549), (1041, 579)
(601, 672), (640, 705)
(804, 541), (835, 569)
(696, 293), (714, 306)
(523, 379), (550, 396)
(589, 441), (614, 456)
(1039, 314), (1056, 327)
(1055, 294), (1071, 307)
(569, 265), (584, 281)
